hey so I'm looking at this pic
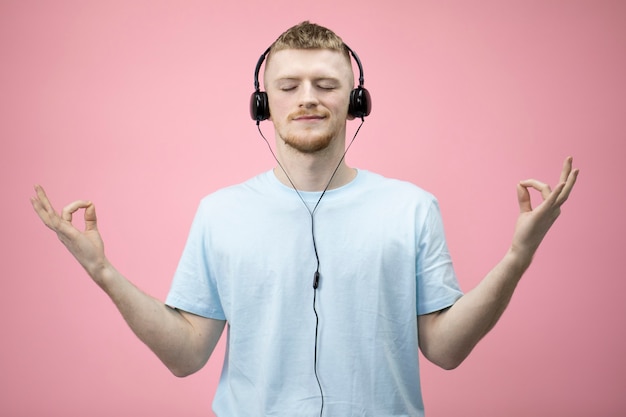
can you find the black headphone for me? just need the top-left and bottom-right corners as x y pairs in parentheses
(250, 45), (372, 122)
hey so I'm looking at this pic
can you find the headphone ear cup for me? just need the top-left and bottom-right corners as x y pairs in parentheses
(250, 91), (270, 121)
(348, 87), (372, 119)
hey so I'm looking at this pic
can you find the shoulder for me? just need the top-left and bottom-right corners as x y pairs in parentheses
(192, 171), (296, 224)
(198, 171), (275, 207)
(356, 170), (438, 204)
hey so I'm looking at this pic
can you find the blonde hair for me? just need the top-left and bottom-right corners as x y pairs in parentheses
(268, 21), (350, 61)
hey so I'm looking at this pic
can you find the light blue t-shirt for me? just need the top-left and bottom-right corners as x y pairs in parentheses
(166, 170), (463, 416)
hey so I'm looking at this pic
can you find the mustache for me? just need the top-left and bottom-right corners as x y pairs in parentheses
(289, 109), (330, 120)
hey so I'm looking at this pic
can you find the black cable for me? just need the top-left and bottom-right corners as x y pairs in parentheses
(257, 119), (365, 416)
(312, 282), (324, 417)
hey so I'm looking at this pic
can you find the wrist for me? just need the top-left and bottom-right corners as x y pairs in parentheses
(88, 259), (116, 289)
(505, 246), (534, 275)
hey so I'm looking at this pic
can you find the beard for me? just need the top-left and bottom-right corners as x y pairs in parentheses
(276, 109), (341, 154)
(281, 131), (334, 154)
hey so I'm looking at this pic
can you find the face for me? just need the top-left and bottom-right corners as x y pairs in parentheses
(264, 48), (354, 154)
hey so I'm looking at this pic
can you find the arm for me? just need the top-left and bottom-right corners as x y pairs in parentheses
(418, 157), (579, 370)
(30, 185), (225, 377)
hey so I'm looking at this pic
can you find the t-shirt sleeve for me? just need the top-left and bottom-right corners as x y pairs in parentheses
(415, 199), (463, 315)
(165, 200), (226, 320)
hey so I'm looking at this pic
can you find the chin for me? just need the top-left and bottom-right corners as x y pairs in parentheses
(282, 134), (334, 154)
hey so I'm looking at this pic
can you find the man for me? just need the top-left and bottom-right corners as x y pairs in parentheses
(31, 22), (578, 416)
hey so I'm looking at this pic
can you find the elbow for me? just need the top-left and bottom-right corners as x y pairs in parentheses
(167, 363), (202, 378)
(419, 333), (474, 370)
(161, 344), (214, 378)
(436, 357), (464, 371)
(171, 370), (194, 378)
(164, 355), (207, 378)
(424, 350), (468, 371)
(169, 367), (191, 378)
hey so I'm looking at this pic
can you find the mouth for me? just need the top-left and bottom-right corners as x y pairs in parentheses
(291, 112), (327, 121)
(292, 116), (326, 125)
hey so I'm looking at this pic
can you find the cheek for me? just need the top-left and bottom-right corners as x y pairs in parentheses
(267, 96), (288, 119)
(334, 97), (351, 119)
(333, 91), (352, 112)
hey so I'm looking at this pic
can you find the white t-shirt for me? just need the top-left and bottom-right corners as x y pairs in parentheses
(166, 170), (463, 416)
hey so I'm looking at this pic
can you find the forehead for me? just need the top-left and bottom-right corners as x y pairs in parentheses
(264, 49), (354, 82)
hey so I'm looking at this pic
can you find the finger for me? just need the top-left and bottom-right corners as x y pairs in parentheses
(32, 185), (56, 215)
(83, 201), (98, 231)
(546, 181), (567, 207)
(518, 179), (552, 201)
(555, 167), (579, 206)
(61, 200), (93, 223)
(31, 185), (60, 228)
(559, 156), (573, 184)
(517, 179), (565, 218)
(517, 183), (532, 213)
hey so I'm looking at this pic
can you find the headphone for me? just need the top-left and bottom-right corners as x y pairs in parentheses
(250, 45), (372, 122)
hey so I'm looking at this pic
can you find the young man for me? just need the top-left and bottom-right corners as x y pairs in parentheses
(31, 22), (578, 416)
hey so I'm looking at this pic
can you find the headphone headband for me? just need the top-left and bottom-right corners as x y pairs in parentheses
(253, 47), (271, 92)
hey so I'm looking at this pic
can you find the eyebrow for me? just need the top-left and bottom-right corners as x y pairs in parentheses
(273, 76), (341, 83)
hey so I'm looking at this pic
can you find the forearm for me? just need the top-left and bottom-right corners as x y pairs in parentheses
(420, 248), (531, 369)
(420, 158), (578, 369)
(91, 262), (218, 376)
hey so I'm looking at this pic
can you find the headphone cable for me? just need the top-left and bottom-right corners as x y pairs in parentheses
(257, 120), (364, 416)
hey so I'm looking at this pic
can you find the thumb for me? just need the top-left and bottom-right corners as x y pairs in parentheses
(517, 183), (532, 213)
(84, 202), (98, 231)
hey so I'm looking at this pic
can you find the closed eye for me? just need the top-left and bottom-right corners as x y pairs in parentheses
(317, 79), (339, 90)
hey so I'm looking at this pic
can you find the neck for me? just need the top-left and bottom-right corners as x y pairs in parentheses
(273, 139), (356, 192)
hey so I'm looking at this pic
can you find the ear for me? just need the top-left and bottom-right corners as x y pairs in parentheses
(348, 87), (372, 119)
(250, 91), (270, 122)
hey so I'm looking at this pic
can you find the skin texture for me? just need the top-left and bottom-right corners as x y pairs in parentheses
(31, 48), (578, 376)
(265, 48), (357, 191)
(30, 185), (225, 377)
(265, 49), (353, 155)
(418, 156), (578, 369)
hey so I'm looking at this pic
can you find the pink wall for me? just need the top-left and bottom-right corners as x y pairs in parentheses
(1, 1), (624, 416)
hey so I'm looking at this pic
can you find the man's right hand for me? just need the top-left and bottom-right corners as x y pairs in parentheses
(30, 185), (225, 376)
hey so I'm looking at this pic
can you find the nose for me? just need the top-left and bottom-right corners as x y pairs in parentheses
(298, 82), (319, 108)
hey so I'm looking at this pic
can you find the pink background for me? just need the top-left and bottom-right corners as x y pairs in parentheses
(1, 1), (624, 416)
